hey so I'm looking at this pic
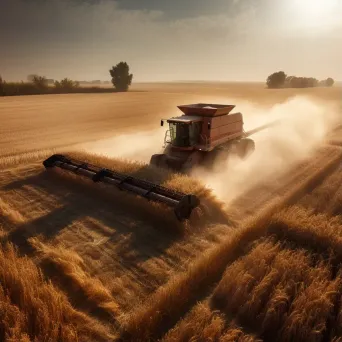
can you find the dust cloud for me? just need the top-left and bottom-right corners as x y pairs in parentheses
(79, 128), (166, 163)
(80, 96), (340, 203)
(192, 96), (340, 202)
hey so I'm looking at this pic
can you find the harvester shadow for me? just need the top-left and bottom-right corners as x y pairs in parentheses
(2, 172), (52, 191)
(2, 170), (184, 325)
(6, 201), (81, 253)
(3, 207), (119, 325)
(3, 170), (181, 262)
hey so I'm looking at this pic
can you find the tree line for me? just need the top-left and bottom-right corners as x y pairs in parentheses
(267, 71), (334, 89)
(0, 62), (133, 96)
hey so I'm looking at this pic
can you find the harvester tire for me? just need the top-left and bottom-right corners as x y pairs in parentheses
(150, 154), (168, 168)
(182, 151), (204, 173)
(237, 138), (255, 159)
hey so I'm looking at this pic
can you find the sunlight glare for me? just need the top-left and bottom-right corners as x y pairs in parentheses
(291, 0), (338, 26)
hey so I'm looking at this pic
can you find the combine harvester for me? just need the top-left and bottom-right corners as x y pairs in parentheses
(43, 103), (273, 221)
(151, 103), (269, 172)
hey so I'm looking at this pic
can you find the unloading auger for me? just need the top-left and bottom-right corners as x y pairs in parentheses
(43, 154), (200, 221)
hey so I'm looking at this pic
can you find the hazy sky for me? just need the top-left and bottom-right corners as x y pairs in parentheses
(1, 0), (341, 82)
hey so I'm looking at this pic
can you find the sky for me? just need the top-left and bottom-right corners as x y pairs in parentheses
(1, 0), (341, 82)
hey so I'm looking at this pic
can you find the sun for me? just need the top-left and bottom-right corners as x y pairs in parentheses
(291, 0), (338, 24)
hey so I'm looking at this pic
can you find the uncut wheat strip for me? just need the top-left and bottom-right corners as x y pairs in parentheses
(166, 242), (337, 342)
(268, 206), (342, 263)
(298, 168), (342, 213)
(119, 149), (342, 341)
(212, 237), (338, 341)
(162, 301), (261, 342)
(0, 243), (115, 342)
(278, 273), (339, 342)
(0, 149), (60, 169)
(162, 302), (226, 342)
(327, 181), (342, 216)
(0, 198), (25, 224)
(211, 239), (283, 318)
(29, 238), (121, 320)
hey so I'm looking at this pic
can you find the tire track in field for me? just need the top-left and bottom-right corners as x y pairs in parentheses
(228, 145), (341, 219)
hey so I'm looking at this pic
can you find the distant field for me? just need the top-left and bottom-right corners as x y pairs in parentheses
(0, 82), (342, 341)
(0, 82), (340, 157)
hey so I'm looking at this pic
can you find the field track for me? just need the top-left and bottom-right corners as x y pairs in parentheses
(0, 83), (341, 341)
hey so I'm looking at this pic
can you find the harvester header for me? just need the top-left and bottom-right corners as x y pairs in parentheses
(43, 154), (200, 221)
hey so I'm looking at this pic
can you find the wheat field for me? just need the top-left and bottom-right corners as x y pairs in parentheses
(0, 82), (341, 341)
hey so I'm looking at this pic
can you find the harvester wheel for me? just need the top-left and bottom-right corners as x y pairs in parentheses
(150, 154), (168, 169)
(236, 138), (255, 159)
(182, 151), (204, 173)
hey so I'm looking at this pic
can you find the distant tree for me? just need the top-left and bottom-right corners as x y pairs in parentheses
(266, 71), (287, 89)
(0, 76), (4, 96)
(325, 78), (334, 87)
(32, 75), (48, 90)
(272, 73), (322, 89)
(27, 74), (38, 82)
(285, 76), (295, 87)
(109, 62), (133, 92)
(292, 77), (309, 88)
(307, 77), (318, 87)
(54, 78), (79, 91)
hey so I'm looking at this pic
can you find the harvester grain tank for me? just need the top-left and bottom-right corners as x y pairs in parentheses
(150, 103), (256, 172)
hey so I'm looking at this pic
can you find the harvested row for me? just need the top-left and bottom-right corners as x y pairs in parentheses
(119, 146), (342, 341)
(228, 145), (341, 218)
(298, 166), (342, 216)
(268, 206), (342, 265)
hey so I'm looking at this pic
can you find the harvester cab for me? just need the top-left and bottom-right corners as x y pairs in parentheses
(151, 103), (255, 172)
(162, 115), (202, 148)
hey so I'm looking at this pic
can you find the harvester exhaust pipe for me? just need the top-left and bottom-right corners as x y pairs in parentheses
(43, 154), (200, 221)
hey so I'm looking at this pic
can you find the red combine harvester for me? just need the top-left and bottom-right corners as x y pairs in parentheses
(42, 103), (272, 221)
(150, 103), (257, 172)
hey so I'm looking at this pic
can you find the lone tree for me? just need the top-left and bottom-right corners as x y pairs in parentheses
(325, 77), (334, 87)
(109, 62), (133, 92)
(266, 71), (287, 89)
(0, 76), (4, 96)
